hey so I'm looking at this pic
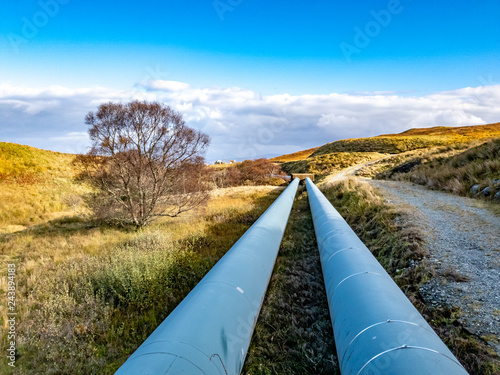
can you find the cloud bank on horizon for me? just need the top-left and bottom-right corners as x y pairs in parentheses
(1, 81), (499, 162)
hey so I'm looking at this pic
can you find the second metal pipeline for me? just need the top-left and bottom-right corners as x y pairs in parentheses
(305, 178), (468, 375)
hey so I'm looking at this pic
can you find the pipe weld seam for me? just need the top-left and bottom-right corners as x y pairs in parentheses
(323, 246), (357, 263)
(129, 340), (215, 373)
(313, 217), (344, 233)
(332, 272), (383, 295)
(339, 320), (436, 367)
(318, 227), (352, 248)
(355, 345), (466, 375)
(315, 218), (344, 236)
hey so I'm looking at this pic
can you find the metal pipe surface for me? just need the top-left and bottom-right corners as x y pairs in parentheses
(305, 178), (468, 375)
(116, 178), (299, 375)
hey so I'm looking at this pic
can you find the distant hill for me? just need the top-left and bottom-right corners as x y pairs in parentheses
(274, 122), (500, 181)
(385, 123), (500, 137)
(0, 142), (76, 182)
(270, 123), (500, 161)
(312, 122), (500, 156)
(269, 146), (320, 162)
(0, 142), (87, 230)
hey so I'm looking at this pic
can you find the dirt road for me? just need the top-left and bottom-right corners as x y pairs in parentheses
(321, 156), (390, 184)
(370, 180), (500, 355)
(324, 164), (500, 356)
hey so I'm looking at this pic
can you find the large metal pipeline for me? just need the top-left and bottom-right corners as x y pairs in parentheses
(116, 178), (299, 375)
(305, 178), (468, 375)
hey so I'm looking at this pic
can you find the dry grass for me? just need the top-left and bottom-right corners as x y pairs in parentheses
(0, 143), (88, 228)
(0, 186), (280, 374)
(380, 138), (500, 201)
(312, 123), (500, 156)
(387, 122), (500, 138)
(281, 152), (384, 180)
(0, 142), (76, 180)
(270, 147), (320, 162)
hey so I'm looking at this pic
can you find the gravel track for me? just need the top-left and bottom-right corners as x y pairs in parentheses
(368, 180), (500, 355)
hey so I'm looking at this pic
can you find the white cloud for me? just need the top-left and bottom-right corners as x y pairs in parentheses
(0, 81), (499, 161)
(146, 80), (190, 92)
(317, 114), (358, 131)
(408, 110), (486, 128)
(50, 131), (90, 142)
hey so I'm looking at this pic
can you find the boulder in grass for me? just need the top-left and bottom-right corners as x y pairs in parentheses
(470, 184), (481, 195)
(480, 186), (492, 197)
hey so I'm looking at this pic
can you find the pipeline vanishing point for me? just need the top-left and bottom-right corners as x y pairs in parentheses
(116, 178), (469, 375)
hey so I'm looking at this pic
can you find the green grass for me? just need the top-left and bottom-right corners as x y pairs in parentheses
(0, 188), (281, 374)
(243, 189), (337, 374)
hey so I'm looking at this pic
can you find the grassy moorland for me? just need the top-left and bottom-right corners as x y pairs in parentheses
(377, 139), (500, 202)
(269, 147), (320, 162)
(274, 123), (500, 202)
(312, 123), (500, 156)
(2, 121), (499, 374)
(0, 143), (88, 231)
(281, 152), (385, 180)
(0, 143), (284, 374)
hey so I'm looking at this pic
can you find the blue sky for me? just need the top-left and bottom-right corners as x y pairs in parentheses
(1, 0), (499, 160)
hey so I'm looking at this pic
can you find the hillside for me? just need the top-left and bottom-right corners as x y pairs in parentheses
(269, 146), (320, 162)
(312, 122), (500, 156)
(281, 152), (385, 180)
(375, 138), (500, 202)
(269, 123), (500, 160)
(273, 123), (500, 184)
(0, 142), (87, 231)
(0, 142), (76, 181)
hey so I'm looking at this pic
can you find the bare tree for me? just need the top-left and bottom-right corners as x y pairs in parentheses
(76, 101), (211, 228)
